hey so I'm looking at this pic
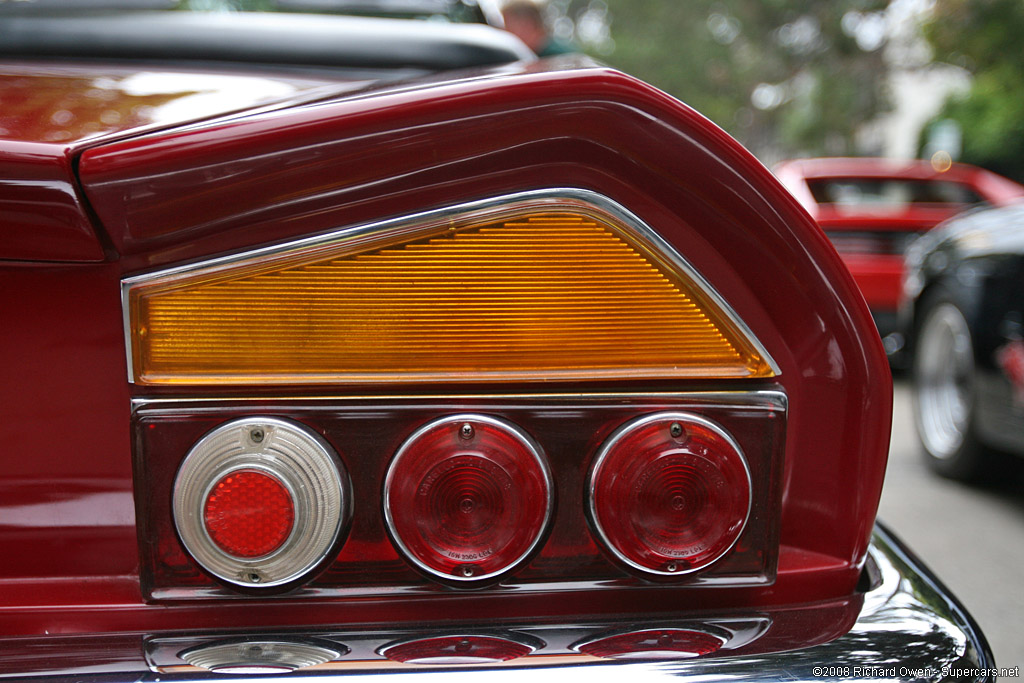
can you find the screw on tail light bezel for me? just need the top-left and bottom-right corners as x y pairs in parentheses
(173, 417), (350, 589)
(587, 411), (753, 578)
(383, 414), (554, 585)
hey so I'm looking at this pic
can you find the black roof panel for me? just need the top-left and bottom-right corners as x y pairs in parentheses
(0, 11), (534, 71)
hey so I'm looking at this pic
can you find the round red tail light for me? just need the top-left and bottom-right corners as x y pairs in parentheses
(384, 415), (552, 584)
(588, 412), (751, 577)
(173, 417), (349, 588)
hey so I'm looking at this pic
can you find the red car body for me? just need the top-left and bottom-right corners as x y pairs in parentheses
(0, 10), (996, 681)
(775, 157), (1024, 352)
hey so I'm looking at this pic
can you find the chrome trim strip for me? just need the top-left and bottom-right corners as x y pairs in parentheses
(586, 411), (753, 577)
(130, 390), (788, 411)
(120, 188), (781, 384)
(121, 280), (135, 383)
(382, 413), (555, 585)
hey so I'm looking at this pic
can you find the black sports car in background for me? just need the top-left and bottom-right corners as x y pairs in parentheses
(902, 201), (1024, 480)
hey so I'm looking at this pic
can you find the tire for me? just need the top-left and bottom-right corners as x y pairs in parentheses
(911, 297), (992, 481)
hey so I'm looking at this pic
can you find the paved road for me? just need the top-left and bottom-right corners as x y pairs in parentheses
(878, 380), (1024, 670)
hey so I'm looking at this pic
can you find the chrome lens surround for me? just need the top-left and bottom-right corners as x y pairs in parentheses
(173, 417), (349, 588)
(383, 414), (554, 584)
(587, 411), (753, 578)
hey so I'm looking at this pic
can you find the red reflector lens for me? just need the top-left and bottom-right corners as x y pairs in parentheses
(589, 413), (751, 576)
(384, 415), (552, 583)
(380, 635), (536, 665)
(203, 469), (295, 558)
(575, 628), (725, 660)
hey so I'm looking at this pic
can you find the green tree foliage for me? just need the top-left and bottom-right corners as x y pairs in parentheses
(924, 0), (1024, 181)
(591, 0), (889, 159)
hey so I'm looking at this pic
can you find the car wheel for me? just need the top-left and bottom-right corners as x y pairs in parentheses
(912, 298), (990, 481)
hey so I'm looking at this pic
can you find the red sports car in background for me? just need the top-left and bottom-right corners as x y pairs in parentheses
(775, 157), (1024, 356)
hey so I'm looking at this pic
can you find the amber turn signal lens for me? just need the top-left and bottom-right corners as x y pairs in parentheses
(125, 195), (775, 385)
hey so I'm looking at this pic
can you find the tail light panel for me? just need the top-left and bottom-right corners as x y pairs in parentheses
(133, 393), (784, 600)
(126, 189), (786, 602)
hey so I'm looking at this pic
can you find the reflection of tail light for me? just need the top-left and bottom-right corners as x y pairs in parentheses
(378, 634), (540, 665)
(179, 638), (346, 674)
(383, 415), (553, 584)
(173, 417), (349, 588)
(588, 412), (751, 577)
(573, 628), (725, 660)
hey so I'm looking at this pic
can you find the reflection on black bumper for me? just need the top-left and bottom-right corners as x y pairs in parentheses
(16, 525), (998, 683)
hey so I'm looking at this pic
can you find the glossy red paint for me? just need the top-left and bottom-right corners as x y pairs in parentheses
(0, 262), (135, 581)
(0, 141), (105, 261)
(2, 61), (890, 654)
(0, 61), (376, 261)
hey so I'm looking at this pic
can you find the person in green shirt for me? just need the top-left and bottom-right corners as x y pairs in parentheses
(500, 1), (577, 57)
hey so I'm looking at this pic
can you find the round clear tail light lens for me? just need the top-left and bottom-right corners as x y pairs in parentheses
(383, 415), (552, 584)
(173, 417), (349, 588)
(588, 412), (751, 577)
(573, 628), (725, 660)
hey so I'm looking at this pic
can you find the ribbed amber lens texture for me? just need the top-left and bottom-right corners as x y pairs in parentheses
(129, 207), (773, 384)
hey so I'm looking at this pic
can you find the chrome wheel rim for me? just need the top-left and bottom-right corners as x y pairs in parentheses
(915, 303), (974, 459)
